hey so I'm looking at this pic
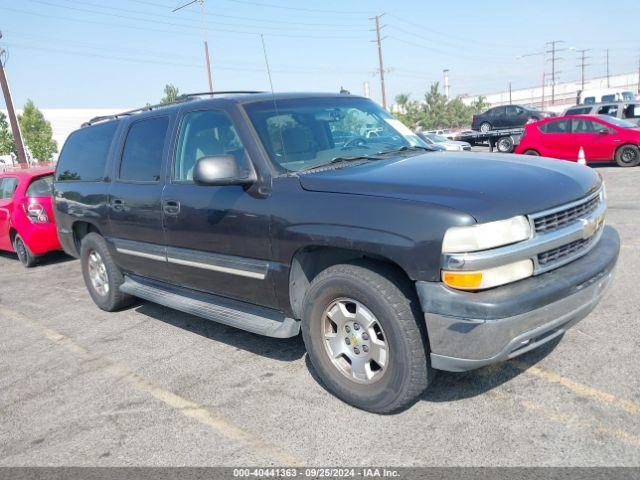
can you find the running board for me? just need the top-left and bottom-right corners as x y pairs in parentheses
(120, 276), (300, 338)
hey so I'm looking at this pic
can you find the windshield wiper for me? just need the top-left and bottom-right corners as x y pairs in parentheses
(377, 145), (433, 155)
(300, 155), (382, 172)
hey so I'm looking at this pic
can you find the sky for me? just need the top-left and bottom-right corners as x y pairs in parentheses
(0, 0), (638, 109)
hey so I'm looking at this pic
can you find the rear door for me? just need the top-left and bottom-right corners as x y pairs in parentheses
(539, 118), (573, 159)
(0, 175), (19, 250)
(161, 106), (277, 307)
(107, 115), (172, 280)
(492, 106), (507, 128)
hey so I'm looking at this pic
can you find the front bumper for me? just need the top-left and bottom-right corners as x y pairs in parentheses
(416, 226), (619, 372)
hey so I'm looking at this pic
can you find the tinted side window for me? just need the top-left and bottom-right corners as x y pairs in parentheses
(119, 117), (169, 182)
(623, 104), (640, 119)
(584, 97), (595, 105)
(597, 105), (619, 116)
(26, 175), (53, 197)
(541, 119), (570, 133)
(56, 122), (118, 182)
(566, 107), (592, 115)
(601, 94), (616, 102)
(571, 119), (596, 133)
(0, 177), (18, 199)
(174, 110), (246, 182)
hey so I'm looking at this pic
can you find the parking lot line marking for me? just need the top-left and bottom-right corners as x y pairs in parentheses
(488, 391), (640, 449)
(3, 308), (302, 466)
(512, 360), (640, 416)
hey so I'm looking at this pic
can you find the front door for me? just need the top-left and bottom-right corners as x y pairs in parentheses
(0, 176), (18, 251)
(570, 118), (615, 161)
(161, 107), (277, 308)
(108, 115), (171, 280)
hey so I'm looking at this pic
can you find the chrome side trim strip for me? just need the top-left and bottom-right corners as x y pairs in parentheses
(116, 248), (167, 262)
(166, 256), (266, 280)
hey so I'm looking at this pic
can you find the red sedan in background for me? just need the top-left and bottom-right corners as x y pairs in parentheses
(0, 167), (61, 267)
(515, 114), (640, 167)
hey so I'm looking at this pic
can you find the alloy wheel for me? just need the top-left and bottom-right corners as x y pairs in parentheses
(322, 298), (389, 384)
(87, 250), (109, 296)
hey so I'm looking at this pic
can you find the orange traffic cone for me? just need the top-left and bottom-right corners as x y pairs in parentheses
(577, 146), (587, 165)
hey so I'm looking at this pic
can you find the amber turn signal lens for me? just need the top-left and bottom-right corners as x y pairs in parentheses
(442, 271), (483, 289)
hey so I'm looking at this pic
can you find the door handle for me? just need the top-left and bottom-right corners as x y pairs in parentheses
(163, 200), (181, 215)
(111, 198), (124, 211)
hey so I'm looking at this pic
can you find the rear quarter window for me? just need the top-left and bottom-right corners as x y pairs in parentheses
(56, 122), (118, 182)
(26, 174), (53, 197)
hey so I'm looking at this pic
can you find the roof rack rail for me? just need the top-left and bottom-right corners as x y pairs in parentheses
(82, 91), (264, 127)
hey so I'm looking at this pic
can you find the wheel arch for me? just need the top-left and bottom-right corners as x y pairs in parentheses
(288, 245), (413, 320)
(71, 221), (103, 255)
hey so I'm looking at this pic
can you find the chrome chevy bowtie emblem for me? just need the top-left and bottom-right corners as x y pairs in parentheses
(581, 217), (599, 239)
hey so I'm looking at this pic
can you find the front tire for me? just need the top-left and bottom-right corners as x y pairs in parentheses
(14, 234), (37, 268)
(301, 261), (431, 413)
(615, 145), (640, 167)
(80, 233), (134, 311)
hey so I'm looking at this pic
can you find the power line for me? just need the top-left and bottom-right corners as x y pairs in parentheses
(12, 1), (368, 39)
(219, 0), (371, 15)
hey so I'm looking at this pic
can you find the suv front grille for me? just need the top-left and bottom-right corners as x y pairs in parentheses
(533, 194), (600, 233)
(537, 235), (597, 267)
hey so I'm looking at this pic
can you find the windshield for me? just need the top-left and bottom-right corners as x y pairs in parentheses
(598, 115), (637, 128)
(243, 96), (427, 172)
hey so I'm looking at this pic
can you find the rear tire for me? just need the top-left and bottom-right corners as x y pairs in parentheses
(301, 261), (431, 413)
(615, 145), (640, 167)
(14, 234), (37, 268)
(479, 122), (491, 133)
(80, 233), (134, 311)
(496, 136), (515, 153)
(523, 149), (540, 156)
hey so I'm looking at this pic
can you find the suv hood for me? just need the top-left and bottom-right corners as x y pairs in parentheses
(298, 153), (601, 223)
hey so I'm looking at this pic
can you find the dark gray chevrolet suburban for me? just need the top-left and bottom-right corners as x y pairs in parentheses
(53, 92), (619, 413)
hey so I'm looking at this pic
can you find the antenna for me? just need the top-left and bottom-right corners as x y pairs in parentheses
(260, 34), (275, 95)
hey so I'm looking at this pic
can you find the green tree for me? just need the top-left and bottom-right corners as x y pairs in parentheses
(469, 95), (490, 115)
(18, 100), (57, 161)
(160, 83), (180, 104)
(0, 112), (16, 156)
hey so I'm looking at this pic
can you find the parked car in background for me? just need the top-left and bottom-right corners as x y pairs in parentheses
(0, 167), (61, 267)
(563, 101), (640, 125)
(472, 104), (550, 132)
(417, 132), (471, 151)
(53, 92), (618, 413)
(578, 88), (636, 105)
(515, 115), (640, 167)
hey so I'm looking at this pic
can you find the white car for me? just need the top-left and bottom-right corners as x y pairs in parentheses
(419, 133), (471, 151)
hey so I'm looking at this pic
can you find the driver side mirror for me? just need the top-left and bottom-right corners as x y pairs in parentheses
(598, 128), (609, 135)
(193, 155), (256, 187)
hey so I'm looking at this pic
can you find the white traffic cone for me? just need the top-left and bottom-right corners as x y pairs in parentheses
(577, 146), (587, 165)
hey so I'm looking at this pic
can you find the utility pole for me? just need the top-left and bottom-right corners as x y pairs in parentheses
(575, 49), (591, 92)
(0, 35), (27, 166)
(605, 48), (610, 88)
(173, 0), (213, 91)
(371, 14), (387, 109)
(443, 69), (450, 100)
(546, 40), (564, 105)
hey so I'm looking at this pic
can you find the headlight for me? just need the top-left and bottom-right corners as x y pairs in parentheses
(443, 259), (534, 290)
(442, 216), (532, 253)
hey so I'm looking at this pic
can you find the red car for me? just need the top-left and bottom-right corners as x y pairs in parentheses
(515, 114), (640, 167)
(0, 167), (61, 267)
